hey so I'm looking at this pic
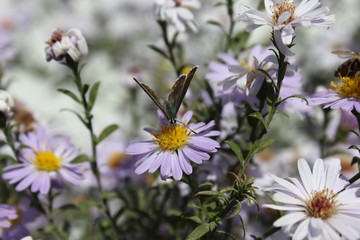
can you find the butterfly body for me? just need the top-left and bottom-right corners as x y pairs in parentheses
(133, 66), (198, 125)
(332, 50), (360, 78)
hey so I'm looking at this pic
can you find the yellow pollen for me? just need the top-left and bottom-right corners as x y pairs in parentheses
(152, 124), (190, 151)
(34, 151), (62, 172)
(107, 152), (127, 169)
(271, 0), (296, 25)
(181, 66), (192, 74)
(239, 60), (254, 72)
(331, 75), (360, 99)
(306, 189), (338, 219)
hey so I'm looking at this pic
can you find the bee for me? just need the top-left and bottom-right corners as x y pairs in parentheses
(332, 50), (360, 78)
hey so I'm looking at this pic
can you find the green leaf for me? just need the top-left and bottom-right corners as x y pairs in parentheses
(186, 223), (211, 240)
(186, 216), (202, 224)
(52, 204), (77, 217)
(195, 190), (220, 197)
(249, 112), (267, 130)
(70, 154), (89, 164)
(250, 137), (276, 155)
(57, 88), (81, 104)
(225, 201), (242, 219)
(226, 141), (244, 168)
(0, 154), (16, 162)
(207, 20), (226, 34)
(83, 84), (90, 95)
(214, 2), (226, 7)
(276, 94), (309, 106)
(60, 108), (88, 128)
(97, 124), (119, 144)
(148, 44), (168, 59)
(88, 82), (101, 111)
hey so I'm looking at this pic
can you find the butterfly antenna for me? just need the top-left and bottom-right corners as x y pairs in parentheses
(176, 119), (197, 134)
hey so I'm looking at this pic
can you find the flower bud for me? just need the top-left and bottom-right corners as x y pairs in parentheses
(45, 29), (88, 64)
(0, 90), (14, 117)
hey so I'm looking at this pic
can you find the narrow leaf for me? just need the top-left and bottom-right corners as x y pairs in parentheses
(249, 112), (267, 130)
(60, 108), (88, 128)
(186, 223), (211, 240)
(148, 44), (168, 59)
(57, 88), (81, 104)
(226, 141), (244, 167)
(97, 124), (119, 144)
(88, 82), (101, 110)
(71, 154), (89, 164)
(195, 190), (220, 197)
(225, 202), (242, 219)
(276, 94), (309, 106)
(250, 137), (276, 155)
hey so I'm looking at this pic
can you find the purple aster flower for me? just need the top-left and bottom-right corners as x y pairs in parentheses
(126, 110), (220, 181)
(2, 126), (83, 195)
(0, 204), (17, 228)
(238, 0), (335, 56)
(1, 198), (46, 240)
(96, 141), (134, 190)
(45, 28), (88, 64)
(308, 75), (360, 112)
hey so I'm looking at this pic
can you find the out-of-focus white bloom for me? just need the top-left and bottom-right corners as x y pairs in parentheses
(238, 0), (335, 56)
(45, 29), (88, 63)
(155, 0), (201, 32)
(0, 89), (14, 117)
(264, 158), (360, 240)
(20, 237), (33, 240)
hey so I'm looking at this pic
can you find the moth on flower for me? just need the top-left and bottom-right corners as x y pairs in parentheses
(45, 28), (88, 64)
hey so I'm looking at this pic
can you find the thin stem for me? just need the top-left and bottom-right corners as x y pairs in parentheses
(158, 20), (180, 75)
(224, 0), (235, 51)
(262, 227), (281, 239)
(47, 190), (68, 240)
(70, 65), (124, 237)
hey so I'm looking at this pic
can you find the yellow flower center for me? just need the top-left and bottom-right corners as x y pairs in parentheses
(152, 124), (190, 151)
(331, 75), (360, 99)
(34, 151), (62, 172)
(239, 60), (254, 72)
(306, 189), (339, 219)
(271, 0), (296, 25)
(107, 152), (127, 169)
(181, 65), (192, 74)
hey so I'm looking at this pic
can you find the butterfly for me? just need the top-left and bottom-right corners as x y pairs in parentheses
(332, 50), (360, 78)
(133, 66), (198, 125)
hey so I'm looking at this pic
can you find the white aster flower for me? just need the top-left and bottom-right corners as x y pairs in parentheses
(155, 0), (201, 32)
(238, 0), (335, 56)
(264, 158), (360, 240)
(0, 90), (14, 117)
(45, 28), (88, 64)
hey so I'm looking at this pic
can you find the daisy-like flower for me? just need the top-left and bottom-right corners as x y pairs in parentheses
(206, 45), (299, 110)
(45, 28), (88, 64)
(308, 75), (360, 112)
(0, 89), (14, 123)
(125, 111), (220, 181)
(2, 127), (83, 195)
(264, 158), (360, 240)
(155, 0), (201, 32)
(0, 204), (17, 228)
(238, 0), (335, 56)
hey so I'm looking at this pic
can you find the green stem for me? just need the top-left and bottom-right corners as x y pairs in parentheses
(70, 65), (124, 237)
(47, 190), (68, 240)
(224, 0), (235, 52)
(158, 20), (180, 75)
(262, 227), (281, 239)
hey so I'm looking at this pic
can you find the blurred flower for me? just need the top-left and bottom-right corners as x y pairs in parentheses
(0, 89), (14, 117)
(45, 28), (88, 64)
(13, 101), (37, 133)
(264, 158), (360, 240)
(97, 141), (134, 190)
(2, 126), (83, 194)
(155, 0), (201, 32)
(0, 204), (17, 228)
(238, 0), (335, 56)
(126, 110), (220, 181)
(1, 198), (45, 240)
(308, 75), (360, 112)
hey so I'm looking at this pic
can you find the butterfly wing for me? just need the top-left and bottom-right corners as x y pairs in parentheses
(332, 50), (359, 59)
(166, 66), (199, 116)
(132, 78), (170, 119)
